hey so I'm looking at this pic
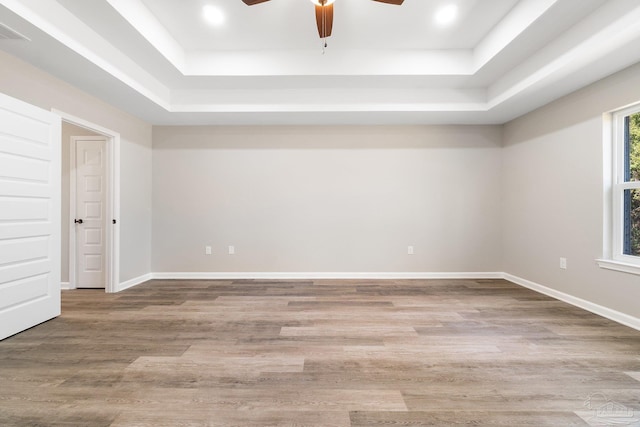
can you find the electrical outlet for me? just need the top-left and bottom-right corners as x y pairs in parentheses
(560, 257), (567, 269)
(205, 246), (212, 255)
(228, 245), (235, 255)
(408, 246), (414, 255)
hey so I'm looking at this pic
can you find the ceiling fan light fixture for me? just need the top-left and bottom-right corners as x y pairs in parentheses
(309, 0), (336, 6)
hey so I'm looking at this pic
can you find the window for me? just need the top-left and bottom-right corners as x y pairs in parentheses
(621, 111), (640, 257)
(599, 104), (640, 275)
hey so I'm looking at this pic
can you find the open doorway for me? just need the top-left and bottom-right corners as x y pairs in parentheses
(57, 110), (120, 293)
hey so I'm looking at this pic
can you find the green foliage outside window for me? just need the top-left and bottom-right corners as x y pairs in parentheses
(629, 113), (640, 255)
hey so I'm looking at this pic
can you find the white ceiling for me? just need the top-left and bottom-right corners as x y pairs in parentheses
(1, 0), (640, 125)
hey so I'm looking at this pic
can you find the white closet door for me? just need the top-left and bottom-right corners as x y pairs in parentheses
(74, 137), (107, 288)
(0, 92), (61, 340)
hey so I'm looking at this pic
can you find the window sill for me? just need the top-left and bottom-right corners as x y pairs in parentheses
(596, 259), (640, 276)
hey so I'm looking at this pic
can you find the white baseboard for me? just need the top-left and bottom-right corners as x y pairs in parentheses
(503, 273), (640, 332)
(116, 273), (153, 292)
(151, 272), (505, 280)
(60, 281), (71, 290)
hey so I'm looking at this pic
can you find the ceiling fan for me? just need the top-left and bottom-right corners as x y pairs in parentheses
(241, 0), (404, 39)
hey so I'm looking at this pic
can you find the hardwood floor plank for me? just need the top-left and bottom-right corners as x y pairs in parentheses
(119, 388), (407, 412)
(280, 326), (419, 338)
(111, 410), (352, 427)
(350, 410), (587, 426)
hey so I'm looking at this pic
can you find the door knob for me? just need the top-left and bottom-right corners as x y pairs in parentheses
(74, 219), (83, 224)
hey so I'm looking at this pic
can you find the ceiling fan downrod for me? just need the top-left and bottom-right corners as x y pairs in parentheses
(320, 0), (328, 53)
(313, 0), (334, 53)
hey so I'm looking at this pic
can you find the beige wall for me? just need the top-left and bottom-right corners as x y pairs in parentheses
(152, 125), (503, 273)
(503, 62), (640, 318)
(0, 50), (153, 284)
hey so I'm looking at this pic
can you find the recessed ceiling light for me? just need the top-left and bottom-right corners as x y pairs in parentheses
(434, 4), (458, 27)
(203, 4), (225, 26)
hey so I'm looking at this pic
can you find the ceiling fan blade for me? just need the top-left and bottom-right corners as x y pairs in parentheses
(371, 0), (404, 4)
(315, 4), (334, 38)
(241, 0), (270, 5)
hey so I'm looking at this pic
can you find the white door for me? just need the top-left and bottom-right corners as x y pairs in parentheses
(0, 92), (61, 340)
(73, 137), (107, 289)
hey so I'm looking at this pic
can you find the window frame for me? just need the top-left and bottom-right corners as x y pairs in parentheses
(598, 103), (640, 275)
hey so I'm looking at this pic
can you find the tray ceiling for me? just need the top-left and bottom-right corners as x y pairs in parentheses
(1, 0), (639, 125)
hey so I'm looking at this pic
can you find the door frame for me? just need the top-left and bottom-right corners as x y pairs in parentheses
(54, 110), (120, 293)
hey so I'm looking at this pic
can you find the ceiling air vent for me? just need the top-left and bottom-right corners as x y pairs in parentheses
(0, 23), (30, 41)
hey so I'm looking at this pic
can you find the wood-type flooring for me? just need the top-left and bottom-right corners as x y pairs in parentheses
(1, 279), (640, 426)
